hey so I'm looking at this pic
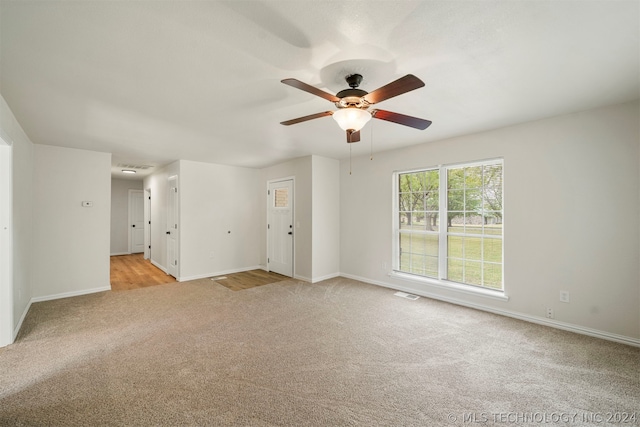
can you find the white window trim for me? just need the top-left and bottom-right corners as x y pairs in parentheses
(389, 270), (509, 301)
(392, 159), (505, 297)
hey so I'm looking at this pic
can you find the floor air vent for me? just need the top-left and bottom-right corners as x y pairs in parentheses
(394, 291), (420, 300)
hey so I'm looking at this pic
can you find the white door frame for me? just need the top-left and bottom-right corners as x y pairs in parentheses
(166, 175), (179, 278)
(0, 142), (14, 347)
(266, 177), (295, 277)
(127, 189), (144, 254)
(144, 189), (151, 260)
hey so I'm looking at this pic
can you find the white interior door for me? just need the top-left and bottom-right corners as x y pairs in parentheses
(129, 190), (144, 253)
(166, 176), (178, 278)
(267, 179), (293, 277)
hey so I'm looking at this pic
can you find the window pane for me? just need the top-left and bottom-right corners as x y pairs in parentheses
(400, 232), (409, 255)
(399, 192), (411, 212)
(425, 256), (438, 277)
(483, 213), (502, 235)
(399, 174), (412, 192)
(483, 164), (503, 188)
(448, 235), (463, 258)
(447, 213), (463, 233)
(463, 213), (483, 234)
(404, 212), (419, 229)
(464, 260), (482, 285)
(448, 189), (464, 211)
(483, 263), (502, 289)
(463, 237), (482, 261)
(410, 233), (424, 255)
(400, 252), (410, 272)
(448, 168), (464, 189)
(424, 233), (439, 256)
(464, 166), (483, 189)
(424, 213), (439, 232)
(464, 189), (482, 211)
(425, 169), (439, 188)
(410, 254), (426, 275)
(413, 212), (426, 230)
(399, 213), (410, 229)
(448, 258), (463, 282)
(483, 189), (502, 213)
(483, 238), (502, 263)
(426, 190), (439, 211)
(274, 188), (288, 207)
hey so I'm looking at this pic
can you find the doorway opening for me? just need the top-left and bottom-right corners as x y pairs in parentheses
(110, 179), (165, 290)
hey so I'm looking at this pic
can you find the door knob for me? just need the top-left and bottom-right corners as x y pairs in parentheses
(288, 232), (293, 235)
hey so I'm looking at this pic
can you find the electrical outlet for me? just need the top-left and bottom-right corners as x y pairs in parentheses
(559, 291), (570, 303)
(546, 307), (554, 319)
(381, 262), (387, 271)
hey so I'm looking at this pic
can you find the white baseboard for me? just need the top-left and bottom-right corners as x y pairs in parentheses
(340, 272), (640, 348)
(13, 299), (32, 341)
(110, 252), (130, 257)
(294, 274), (311, 282)
(30, 286), (112, 304)
(178, 265), (263, 282)
(150, 259), (168, 274)
(311, 272), (340, 283)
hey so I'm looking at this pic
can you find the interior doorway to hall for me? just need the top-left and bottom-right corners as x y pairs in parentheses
(110, 178), (170, 291)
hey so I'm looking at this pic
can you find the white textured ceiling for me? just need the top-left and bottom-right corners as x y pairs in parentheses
(1, 1), (638, 179)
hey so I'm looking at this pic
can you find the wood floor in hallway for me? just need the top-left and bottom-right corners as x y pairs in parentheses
(110, 253), (176, 291)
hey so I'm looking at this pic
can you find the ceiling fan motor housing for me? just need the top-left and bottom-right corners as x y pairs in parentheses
(335, 74), (370, 109)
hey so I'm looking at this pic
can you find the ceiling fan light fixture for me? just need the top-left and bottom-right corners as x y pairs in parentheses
(332, 107), (371, 132)
(121, 169), (137, 174)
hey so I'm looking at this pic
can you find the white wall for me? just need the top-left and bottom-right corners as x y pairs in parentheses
(260, 156), (313, 280)
(110, 178), (143, 255)
(0, 94), (33, 341)
(32, 145), (112, 299)
(143, 161), (179, 273)
(178, 160), (261, 281)
(311, 155), (340, 281)
(340, 101), (640, 341)
(258, 155), (340, 282)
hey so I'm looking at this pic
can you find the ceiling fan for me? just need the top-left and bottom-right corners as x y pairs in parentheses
(280, 73), (432, 143)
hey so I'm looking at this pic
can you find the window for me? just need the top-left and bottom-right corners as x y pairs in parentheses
(398, 169), (440, 278)
(394, 160), (503, 291)
(274, 188), (289, 208)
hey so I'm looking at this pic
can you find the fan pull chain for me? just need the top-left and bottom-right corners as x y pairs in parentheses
(349, 143), (352, 175)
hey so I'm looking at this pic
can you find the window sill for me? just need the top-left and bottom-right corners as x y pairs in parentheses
(389, 271), (509, 301)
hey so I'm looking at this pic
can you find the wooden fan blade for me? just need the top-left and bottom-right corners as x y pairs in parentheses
(280, 111), (333, 126)
(346, 130), (360, 143)
(363, 75), (425, 105)
(372, 109), (432, 130)
(281, 78), (340, 103)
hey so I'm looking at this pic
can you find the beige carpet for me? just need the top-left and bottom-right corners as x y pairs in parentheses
(0, 277), (638, 426)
